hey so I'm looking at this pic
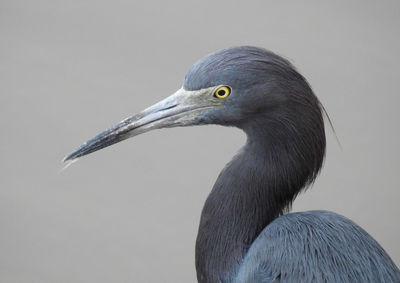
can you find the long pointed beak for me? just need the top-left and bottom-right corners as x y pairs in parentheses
(63, 87), (216, 162)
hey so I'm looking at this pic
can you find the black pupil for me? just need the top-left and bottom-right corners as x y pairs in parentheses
(217, 89), (226, 96)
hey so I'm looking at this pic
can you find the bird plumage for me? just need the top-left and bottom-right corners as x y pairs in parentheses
(65, 46), (400, 283)
(194, 47), (327, 282)
(237, 211), (400, 283)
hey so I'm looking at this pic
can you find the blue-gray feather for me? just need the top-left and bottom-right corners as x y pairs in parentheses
(67, 45), (400, 282)
(189, 46), (400, 282)
(184, 46), (297, 92)
(236, 211), (400, 283)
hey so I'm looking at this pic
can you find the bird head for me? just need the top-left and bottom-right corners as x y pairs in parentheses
(64, 46), (324, 163)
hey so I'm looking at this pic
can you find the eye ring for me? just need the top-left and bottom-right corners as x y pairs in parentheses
(214, 86), (231, 99)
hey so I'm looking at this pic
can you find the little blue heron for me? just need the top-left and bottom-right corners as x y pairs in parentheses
(65, 46), (400, 282)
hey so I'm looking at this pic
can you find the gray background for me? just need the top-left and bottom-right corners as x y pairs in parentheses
(1, 0), (399, 282)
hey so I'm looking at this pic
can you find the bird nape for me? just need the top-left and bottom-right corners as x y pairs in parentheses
(64, 46), (400, 283)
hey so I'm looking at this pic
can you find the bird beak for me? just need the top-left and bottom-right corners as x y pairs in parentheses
(63, 87), (217, 162)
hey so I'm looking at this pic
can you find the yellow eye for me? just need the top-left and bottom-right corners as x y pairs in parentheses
(214, 86), (231, 99)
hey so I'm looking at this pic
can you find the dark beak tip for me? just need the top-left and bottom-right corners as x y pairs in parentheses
(62, 151), (78, 163)
(63, 143), (88, 163)
(59, 153), (81, 172)
(62, 154), (73, 163)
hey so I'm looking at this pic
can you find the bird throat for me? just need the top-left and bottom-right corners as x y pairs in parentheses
(195, 129), (310, 283)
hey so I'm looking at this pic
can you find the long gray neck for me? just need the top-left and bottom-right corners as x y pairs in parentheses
(195, 142), (289, 282)
(195, 112), (324, 282)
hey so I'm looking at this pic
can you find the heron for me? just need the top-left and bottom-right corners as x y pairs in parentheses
(64, 46), (400, 282)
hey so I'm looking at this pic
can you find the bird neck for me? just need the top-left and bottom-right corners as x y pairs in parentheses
(195, 113), (324, 283)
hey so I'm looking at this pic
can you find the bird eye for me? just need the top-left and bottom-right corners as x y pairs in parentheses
(214, 86), (231, 99)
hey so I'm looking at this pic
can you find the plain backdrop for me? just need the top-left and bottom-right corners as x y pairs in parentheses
(1, 1), (399, 282)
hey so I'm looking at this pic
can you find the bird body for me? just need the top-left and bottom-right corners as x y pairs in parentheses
(237, 210), (400, 283)
(65, 46), (400, 282)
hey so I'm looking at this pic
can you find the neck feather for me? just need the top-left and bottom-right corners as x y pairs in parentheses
(195, 110), (325, 283)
